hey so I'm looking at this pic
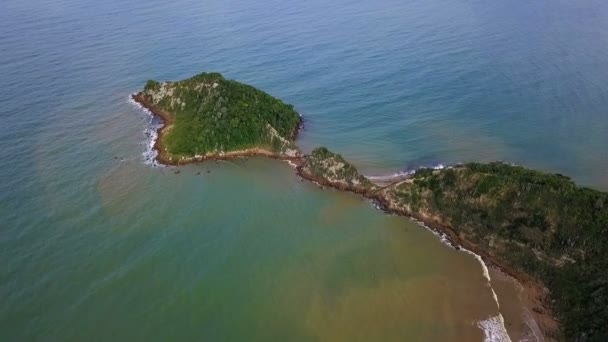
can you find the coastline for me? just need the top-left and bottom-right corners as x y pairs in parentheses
(295, 167), (561, 341)
(131, 94), (560, 340)
(131, 93), (304, 166)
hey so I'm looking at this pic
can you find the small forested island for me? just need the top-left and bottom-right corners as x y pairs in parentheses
(132, 72), (301, 164)
(134, 72), (607, 341)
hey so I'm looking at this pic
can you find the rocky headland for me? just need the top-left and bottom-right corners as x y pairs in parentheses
(133, 72), (608, 341)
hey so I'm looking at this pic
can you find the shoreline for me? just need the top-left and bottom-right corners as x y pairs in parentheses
(131, 94), (560, 340)
(295, 167), (561, 340)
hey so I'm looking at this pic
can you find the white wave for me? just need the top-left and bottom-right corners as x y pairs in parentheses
(459, 249), (511, 341)
(392, 214), (512, 341)
(285, 160), (298, 168)
(368, 199), (385, 211)
(409, 217), (453, 246)
(365, 160), (510, 340)
(128, 94), (164, 167)
(365, 195), (503, 313)
(365, 203), (455, 247)
(366, 170), (415, 181)
(477, 315), (512, 342)
(366, 163), (452, 181)
(458, 247), (506, 326)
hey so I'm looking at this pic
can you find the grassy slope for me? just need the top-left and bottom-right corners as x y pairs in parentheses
(138, 72), (300, 159)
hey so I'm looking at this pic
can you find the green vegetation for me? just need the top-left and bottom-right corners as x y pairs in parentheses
(302, 147), (375, 189)
(138, 72), (300, 159)
(384, 162), (608, 340)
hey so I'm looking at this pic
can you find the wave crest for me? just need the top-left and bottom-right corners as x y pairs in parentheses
(128, 94), (164, 167)
(478, 315), (512, 342)
(366, 163), (449, 181)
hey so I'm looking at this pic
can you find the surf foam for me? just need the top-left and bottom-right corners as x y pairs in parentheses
(366, 170), (416, 181)
(460, 249), (499, 305)
(366, 163), (451, 181)
(285, 160), (298, 169)
(478, 315), (512, 342)
(459, 246), (511, 341)
(367, 201), (512, 342)
(128, 94), (164, 167)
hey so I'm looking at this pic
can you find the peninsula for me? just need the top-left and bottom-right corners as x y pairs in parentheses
(133, 73), (608, 341)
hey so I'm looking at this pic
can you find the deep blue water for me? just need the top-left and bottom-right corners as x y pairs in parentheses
(2, 0), (608, 187)
(1, 0), (608, 340)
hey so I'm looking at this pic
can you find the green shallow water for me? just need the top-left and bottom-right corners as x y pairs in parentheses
(5, 155), (503, 341)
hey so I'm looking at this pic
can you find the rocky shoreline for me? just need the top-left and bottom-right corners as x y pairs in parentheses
(133, 90), (560, 341)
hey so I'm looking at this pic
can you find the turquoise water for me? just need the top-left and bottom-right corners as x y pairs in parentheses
(2, 0), (608, 340)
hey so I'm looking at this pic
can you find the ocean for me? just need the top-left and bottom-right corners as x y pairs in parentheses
(1, 0), (607, 340)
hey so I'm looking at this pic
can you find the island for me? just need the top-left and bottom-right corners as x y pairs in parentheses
(133, 72), (608, 341)
(132, 72), (302, 164)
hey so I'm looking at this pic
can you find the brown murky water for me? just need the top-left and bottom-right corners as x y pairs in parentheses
(90, 159), (527, 341)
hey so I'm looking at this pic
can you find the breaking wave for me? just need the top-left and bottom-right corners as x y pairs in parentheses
(446, 243), (512, 341)
(366, 163), (449, 181)
(128, 94), (164, 167)
(367, 200), (512, 341)
(285, 160), (298, 169)
(478, 315), (512, 342)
